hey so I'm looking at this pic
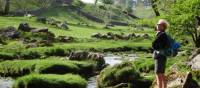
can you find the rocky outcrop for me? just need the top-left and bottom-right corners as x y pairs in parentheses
(190, 54), (200, 70)
(0, 26), (20, 39)
(18, 23), (33, 32)
(189, 48), (200, 60)
(151, 72), (199, 88)
(69, 51), (105, 70)
(37, 17), (69, 30)
(56, 36), (74, 43)
(188, 48), (200, 70)
(91, 32), (150, 40)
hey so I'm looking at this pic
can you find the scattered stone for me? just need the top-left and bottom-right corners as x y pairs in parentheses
(47, 18), (61, 26)
(0, 26), (20, 39)
(56, 22), (69, 30)
(18, 23), (32, 32)
(91, 32), (149, 40)
(69, 52), (105, 69)
(91, 33), (102, 38)
(24, 14), (35, 19)
(57, 36), (74, 43)
(142, 34), (150, 39)
(31, 28), (49, 33)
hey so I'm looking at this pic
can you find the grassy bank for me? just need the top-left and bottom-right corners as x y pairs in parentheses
(0, 59), (94, 77)
(13, 74), (87, 88)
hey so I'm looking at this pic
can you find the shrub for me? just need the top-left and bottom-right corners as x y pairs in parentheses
(13, 74), (87, 88)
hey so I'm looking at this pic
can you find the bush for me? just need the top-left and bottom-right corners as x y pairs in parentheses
(0, 59), (94, 77)
(13, 74), (87, 88)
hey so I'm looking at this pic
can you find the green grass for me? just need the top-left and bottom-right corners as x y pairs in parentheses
(98, 62), (140, 88)
(0, 15), (155, 57)
(98, 61), (153, 88)
(0, 59), (94, 77)
(13, 74), (87, 88)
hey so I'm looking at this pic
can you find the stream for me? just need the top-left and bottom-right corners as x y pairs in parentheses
(0, 77), (13, 88)
(0, 54), (138, 88)
(87, 53), (138, 88)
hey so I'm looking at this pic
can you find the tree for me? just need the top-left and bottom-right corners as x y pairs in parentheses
(94, 0), (98, 7)
(11, 0), (35, 14)
(167, 0), (200, 47)
(0, 0), (5, 15)
(4, 0), (10, 15)
(151, 0), (160, 16)
(100, 0), (114, 26)
(0, 0), (10, 15)
(31, 0), (53, 8)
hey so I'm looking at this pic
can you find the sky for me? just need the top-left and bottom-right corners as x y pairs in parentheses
(81, 0), (95, 3)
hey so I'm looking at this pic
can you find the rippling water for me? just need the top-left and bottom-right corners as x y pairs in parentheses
(87, 54), (137, 88)
(0, 54), (137, 88)
(0, 77), (14, 88)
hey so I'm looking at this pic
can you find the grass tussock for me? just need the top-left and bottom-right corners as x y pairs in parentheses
(13, 74), (87, 88)
(0, 59), (94, 77)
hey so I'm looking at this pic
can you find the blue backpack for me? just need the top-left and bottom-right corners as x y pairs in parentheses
(163, 34), (181, 57)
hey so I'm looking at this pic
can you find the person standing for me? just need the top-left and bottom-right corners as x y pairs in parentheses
(152, 19), (170, 88)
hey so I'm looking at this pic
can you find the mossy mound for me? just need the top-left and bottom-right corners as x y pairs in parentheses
(0, 59), (94, 77)
(13, 74), (87, 88)
(97, 62), (152, 88)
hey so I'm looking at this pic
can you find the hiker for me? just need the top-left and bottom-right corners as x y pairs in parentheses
(152, 19), (169, 88)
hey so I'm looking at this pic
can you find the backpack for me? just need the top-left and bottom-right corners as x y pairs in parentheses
(163, 34), (181, 57)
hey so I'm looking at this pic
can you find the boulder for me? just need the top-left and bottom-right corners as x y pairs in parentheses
(57, 36), (74, 43)
(56, 22), (69, 30)
(69, 51), (89, 60)
(91, 33), (102, 38)
(190, 54), (200, 70)
(47, 18), (61, 25)
(189, 48), (200, 60)
(69, 52), (105, 69)
(36, 17), (47, 24)
(127, 33), (136, 38)
(142, 34), (150, 39)
(0, 26), (20, 39)
(31, 28), (49, 33)
(18, 23), (32, 32)
(151, 72), (199, 88)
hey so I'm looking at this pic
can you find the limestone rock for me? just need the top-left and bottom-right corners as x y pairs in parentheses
(191, 54), (200, 70)
(0, 26), (20, 39)
(151, 72), (199, 88)
(18, 23), (32, 32)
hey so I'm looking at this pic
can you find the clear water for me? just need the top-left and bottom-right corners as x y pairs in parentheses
(87, 54), (138, 88)
(0, 77), (14, 88)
